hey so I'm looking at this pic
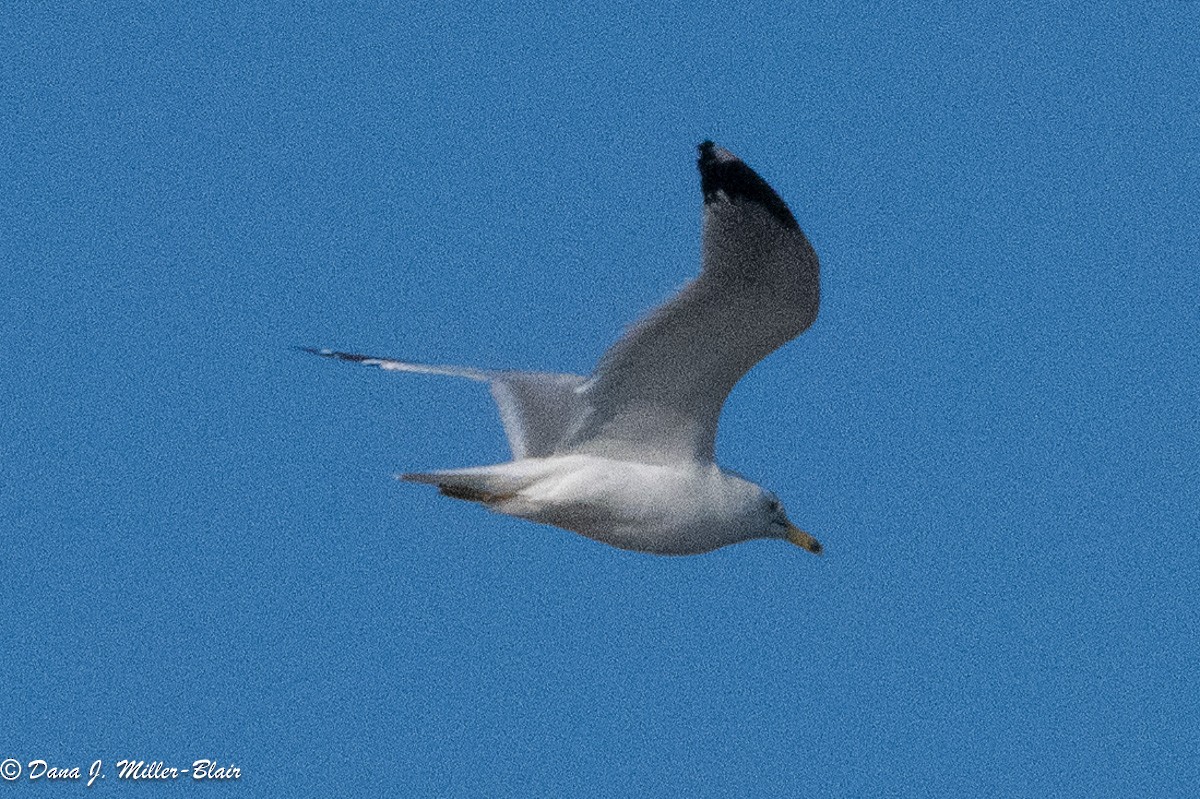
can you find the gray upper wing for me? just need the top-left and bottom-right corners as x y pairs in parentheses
(558, 142), (820, 464)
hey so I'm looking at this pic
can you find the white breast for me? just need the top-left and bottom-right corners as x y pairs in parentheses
(490, 455), (762, 554)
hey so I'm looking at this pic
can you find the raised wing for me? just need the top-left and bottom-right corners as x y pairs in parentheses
(559, 142), (819, 464)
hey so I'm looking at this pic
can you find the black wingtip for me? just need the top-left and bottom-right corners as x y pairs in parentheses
(296, 347), (373, 365)
(696, 140), (799, 231)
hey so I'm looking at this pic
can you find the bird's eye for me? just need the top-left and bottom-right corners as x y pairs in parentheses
(768, 499), (781, 513)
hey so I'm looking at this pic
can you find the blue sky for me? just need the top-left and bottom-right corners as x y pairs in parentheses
(3, 2), (1198, 796)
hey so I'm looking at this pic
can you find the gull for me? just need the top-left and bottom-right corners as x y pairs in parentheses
(306, 141), (822, 555)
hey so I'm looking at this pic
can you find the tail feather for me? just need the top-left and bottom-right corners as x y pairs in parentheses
(398, 467), (528, 506)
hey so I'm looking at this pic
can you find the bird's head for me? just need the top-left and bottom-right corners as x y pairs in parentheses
(761, 491), (822, 555)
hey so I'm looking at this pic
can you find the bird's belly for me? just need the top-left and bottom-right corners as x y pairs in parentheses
(493, 456), (740, 555)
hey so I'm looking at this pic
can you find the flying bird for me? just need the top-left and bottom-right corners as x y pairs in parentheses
(306, 141), (822, 555)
